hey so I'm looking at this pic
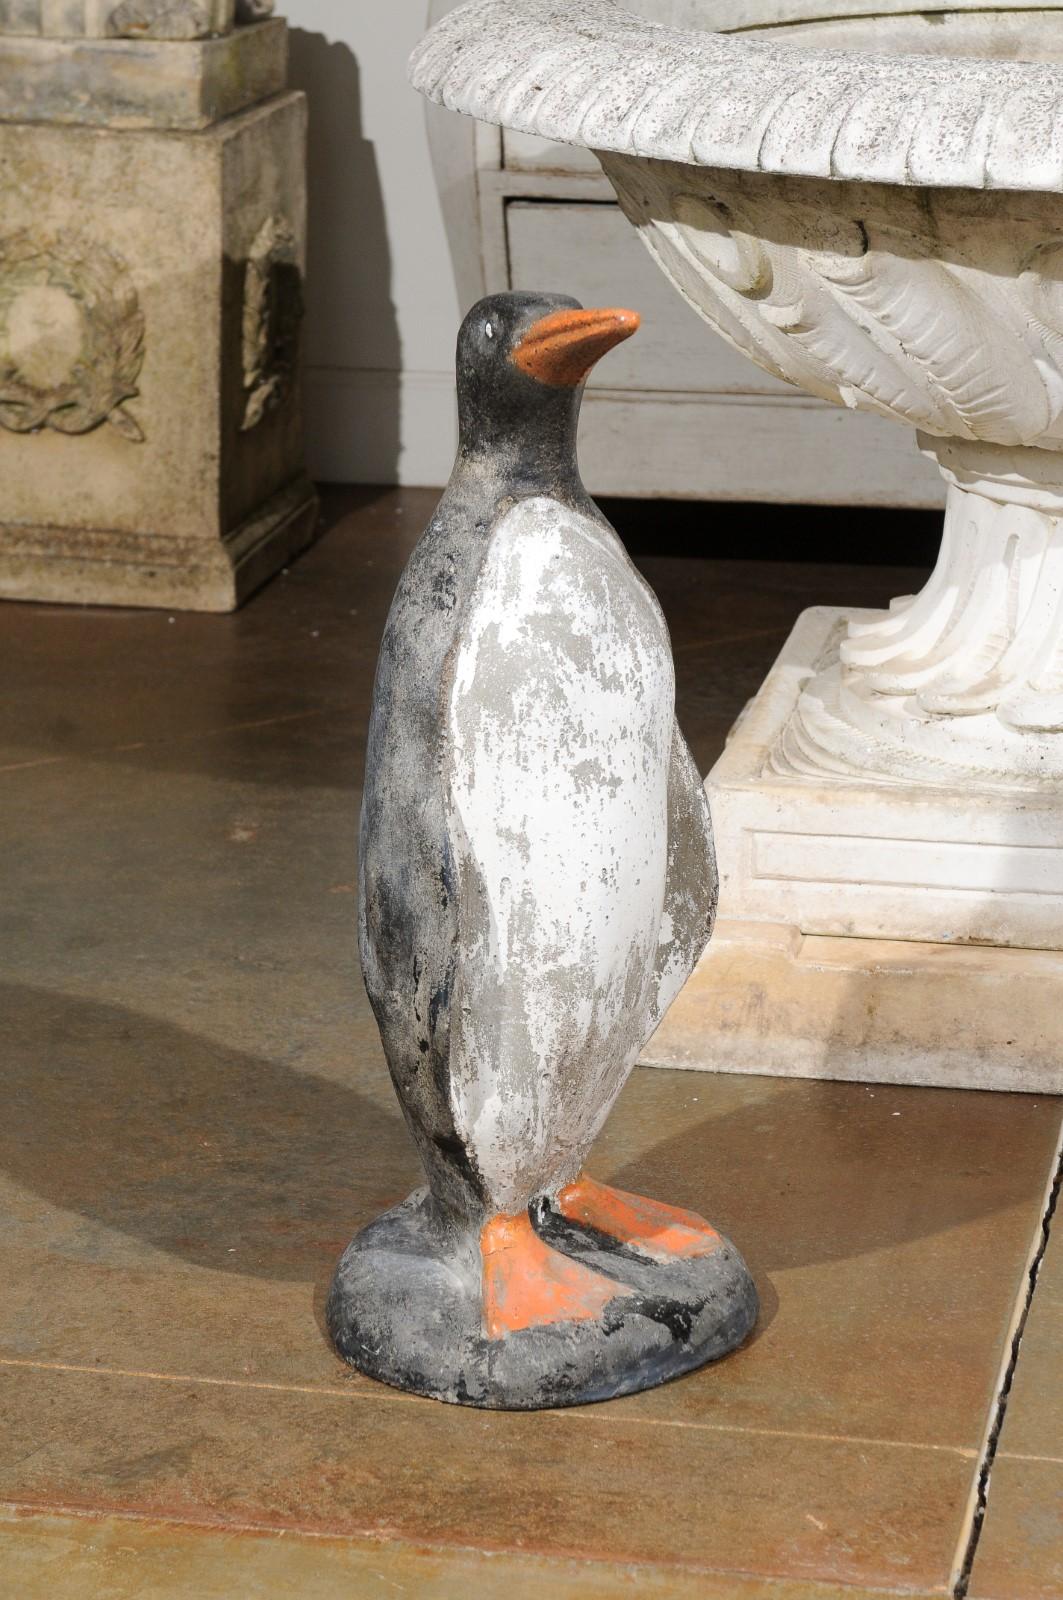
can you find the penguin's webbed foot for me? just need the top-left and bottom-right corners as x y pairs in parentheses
(480, 1209), (632, 1339)
(555, 1174), (722, 1262)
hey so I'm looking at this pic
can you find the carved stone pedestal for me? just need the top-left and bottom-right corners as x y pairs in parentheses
(0, 5), (316, 611)
(647, 435), (1063, 1091)
(787, 441), (1063, 791)
(645, 605), (1063, 1093)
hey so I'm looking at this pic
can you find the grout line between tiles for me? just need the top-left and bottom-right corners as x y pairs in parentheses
(0, 755), (66, 775)
(0, 1355), (979, 1458)
(951, 1115), (1063, 1599)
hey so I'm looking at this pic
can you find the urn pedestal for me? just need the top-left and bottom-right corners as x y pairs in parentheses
(412, 0), (1063, 1091)
(619, 170), (1063, 1095)
(0, 8), (317, 611)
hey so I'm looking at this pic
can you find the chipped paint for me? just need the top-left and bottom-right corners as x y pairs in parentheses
(446, 495), (672, 1211)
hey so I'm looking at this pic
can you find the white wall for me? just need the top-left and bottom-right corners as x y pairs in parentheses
(286, 1), (462, 485)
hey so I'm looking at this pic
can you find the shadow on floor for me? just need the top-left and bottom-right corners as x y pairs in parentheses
(2, 984), (1044, 1300)
(3, 982), (416, 1288)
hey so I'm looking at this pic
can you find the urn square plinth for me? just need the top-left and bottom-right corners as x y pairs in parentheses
(0, 85), (316, 611)
(645, 606), (1063, 1094)
(710, 608), (1063, 954)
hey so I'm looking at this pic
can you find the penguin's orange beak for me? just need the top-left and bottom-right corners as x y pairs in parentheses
(511, 306), (640, 388)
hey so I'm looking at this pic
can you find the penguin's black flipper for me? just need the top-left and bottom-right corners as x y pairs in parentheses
(650, 723), (718, 1030)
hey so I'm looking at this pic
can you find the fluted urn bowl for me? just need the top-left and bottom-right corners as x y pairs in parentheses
(412, 0), (1063, 788)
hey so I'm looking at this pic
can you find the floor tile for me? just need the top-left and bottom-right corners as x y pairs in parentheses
(3, 984), (1057, 1454)
(0, 487), (428, 773)
(983, 1174), (1063, 1462)
(968, 1459), (1063, 1600)
(0, 1508), (943, 1600)
(0, 1367), (973, 1592)
(969, 1164), (1063, 1600)
(593, 1072), (1060, 1455)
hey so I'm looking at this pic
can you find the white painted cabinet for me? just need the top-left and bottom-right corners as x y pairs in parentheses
(507, 203), (791, 397)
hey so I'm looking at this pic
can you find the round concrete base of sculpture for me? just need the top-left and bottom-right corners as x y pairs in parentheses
(326, 1187), (758, 1410)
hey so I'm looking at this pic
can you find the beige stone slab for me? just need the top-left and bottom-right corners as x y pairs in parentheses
(0, 1364), (983, 1591)
(968, 1459), (1063, 1600)
(1, 1046), (1056, 1454)
(645, 918), (1063, 1092)
(0, 0), (234, 38)
(991, 1192), (1063, 1462)
(0, 20), (284, 130)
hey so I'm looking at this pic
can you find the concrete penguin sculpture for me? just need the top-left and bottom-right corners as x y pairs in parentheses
(327, 290), (757, 1408)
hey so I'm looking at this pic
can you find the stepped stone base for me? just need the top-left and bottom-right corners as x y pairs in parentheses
(709, 607), (1063, 953)
(0, 20), (286, 130)
(0, 474), (318, 612)
(645, 918), (1063, 1094)
(647, 606), (1063, 1091)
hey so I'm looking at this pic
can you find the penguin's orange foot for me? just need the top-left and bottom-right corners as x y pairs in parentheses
(556, 1174), (721, 1262)
(480, 1210), (632, 1339)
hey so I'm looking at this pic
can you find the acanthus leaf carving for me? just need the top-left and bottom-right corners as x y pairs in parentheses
(601, 152), (1063, 781)
(240, 214), (302, 432)
(605, 153), (1063, 456)
(813, 233), (1052, 447)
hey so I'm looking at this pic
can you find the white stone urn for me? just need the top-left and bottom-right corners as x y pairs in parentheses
(411, 0), (1063, 1089)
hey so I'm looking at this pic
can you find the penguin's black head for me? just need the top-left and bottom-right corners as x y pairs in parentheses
(458, 291), (639, 392)
(454, 291), (639, 484)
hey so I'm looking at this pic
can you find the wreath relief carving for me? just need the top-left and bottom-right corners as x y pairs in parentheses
(0, 231), (145, 442)
(240, 214), (303, 432)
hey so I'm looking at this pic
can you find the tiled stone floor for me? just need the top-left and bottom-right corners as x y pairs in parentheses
(1, 487), (1060, 1598)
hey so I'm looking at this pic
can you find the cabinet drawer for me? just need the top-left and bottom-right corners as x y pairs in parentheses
(505, 201), (792, 396)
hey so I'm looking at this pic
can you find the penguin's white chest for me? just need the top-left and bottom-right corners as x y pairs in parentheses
(443, 496), (674, 1208)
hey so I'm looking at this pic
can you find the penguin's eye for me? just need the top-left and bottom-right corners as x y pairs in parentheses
(484, 321), (494, 340)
